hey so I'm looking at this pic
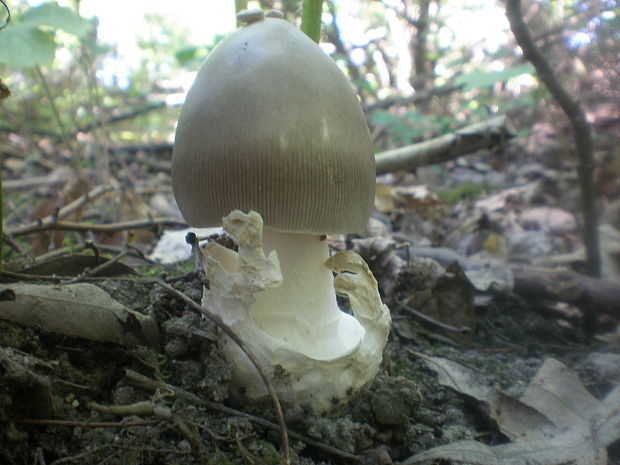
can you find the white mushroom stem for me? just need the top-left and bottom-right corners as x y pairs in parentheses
(252, 229), (365, 360)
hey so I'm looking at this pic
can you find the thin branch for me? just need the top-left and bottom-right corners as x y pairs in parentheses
(2, 170), (73, 191)
(363, 83), (462, 112)
(62, 246), (134, 284)
(13, 183), (113, 225)
(145, 276), (291, 465)
(34, 66), (79, 168)
(74, 101), (169, 135)
(15, 418), (157, 428)
(48, 445), (115, 465)
(325, 2), (360, 82)
(397, 302), (471, 334)
(505, 0), (599, 277)
(375, 115), (514, 175)
(125, 370), (361, 463)
(7, 217), (187, 237)
(0, 102), (173, 138)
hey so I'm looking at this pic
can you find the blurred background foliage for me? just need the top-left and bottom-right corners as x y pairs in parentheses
(0, 0), (619, 238)
(0, 0), (617, 158)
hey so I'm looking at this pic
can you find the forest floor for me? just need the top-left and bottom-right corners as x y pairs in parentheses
(0, 264), (617, 465)
(1, 120), (620, 464)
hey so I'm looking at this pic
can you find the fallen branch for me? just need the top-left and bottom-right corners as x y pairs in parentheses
(512, 266), (620, 318)
(0, 282), (160, 346)
(408, 246), (620, 318)
(375, 115), (514, 175)
(2, 169), (73, 191)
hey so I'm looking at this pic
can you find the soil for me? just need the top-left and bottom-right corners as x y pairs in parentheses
(0, 254), (617, 465)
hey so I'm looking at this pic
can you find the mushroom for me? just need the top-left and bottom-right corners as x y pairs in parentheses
(172, 10), (390, 411)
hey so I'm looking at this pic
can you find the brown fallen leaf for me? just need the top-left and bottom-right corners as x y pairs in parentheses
(404, 356), (620, 465)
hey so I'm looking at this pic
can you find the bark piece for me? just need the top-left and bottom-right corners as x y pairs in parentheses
(0, 283), (159, 346)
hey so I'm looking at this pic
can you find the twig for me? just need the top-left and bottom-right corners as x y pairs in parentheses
(79, 42), (111, 183)
(62, 247), (133, 284)
(324, 3), (360, 82)
(505, 0), (599, 277)
(48, 445), (113, 465)
(15, 418), (157, 428)
(144, 276), (291, 465)
(0, 102), (174, 138)
(34, 66), (78, 167)
(109, 444), (191, 456)
(375, 115), (514, 175)
(397, 302), (471, 334)
(87, 401), (208, 460)
(0, 269), (141, 282)
(125, 369), (361, 462)
(2, 171), (73, 191)
(7, 216), (186, 237)
(363, 84), (461, 112)
(5, 184), (114, 236)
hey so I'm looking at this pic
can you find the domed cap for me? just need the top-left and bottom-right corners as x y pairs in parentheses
(172, 15), (375, 234)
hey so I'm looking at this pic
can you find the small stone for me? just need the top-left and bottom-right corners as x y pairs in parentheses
(164, 337), (188, 358)
(236, 8), (264, 24)
(359, 448), (393, 465)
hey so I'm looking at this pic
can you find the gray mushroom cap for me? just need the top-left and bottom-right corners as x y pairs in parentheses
(172, 17), (375, 234)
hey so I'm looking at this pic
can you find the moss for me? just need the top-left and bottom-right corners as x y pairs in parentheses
(435, 181), (497, 204)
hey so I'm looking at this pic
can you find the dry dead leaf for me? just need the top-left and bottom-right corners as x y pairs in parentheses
(519, 207), (577, 233)
(405, 356), (620, 465)
(374, 183), (438, 213)
(412, 351), (492, 403)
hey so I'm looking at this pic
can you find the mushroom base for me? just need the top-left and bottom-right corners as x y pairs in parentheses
(200, 210), (391, 412)
(252, 228), (364, 360)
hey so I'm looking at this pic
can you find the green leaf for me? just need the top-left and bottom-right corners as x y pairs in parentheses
(0, 3), (92, 69)
(0, 24), (56, 69)
(455, 64), (535, 91)
(369, 110), (401, 127)
(175, 46), (199, 65)
(20, 3), (92, 37)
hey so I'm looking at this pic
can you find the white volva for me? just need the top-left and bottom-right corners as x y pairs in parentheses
(201, 211), (391, 412)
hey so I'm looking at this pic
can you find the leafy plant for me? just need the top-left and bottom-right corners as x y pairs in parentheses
(454, 64), (535, 91)
(0, 2), (92, 69)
